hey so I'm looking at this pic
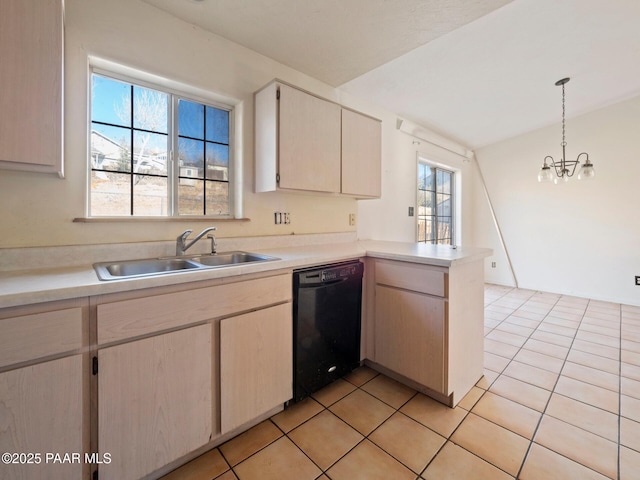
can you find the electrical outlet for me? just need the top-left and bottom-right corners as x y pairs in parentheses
(274, 212), (290, 225)
(491, 262), (496, 268)
(636, 276), (640, 286)
(349, 213), (356, 226)
(408, 206), (414, 217)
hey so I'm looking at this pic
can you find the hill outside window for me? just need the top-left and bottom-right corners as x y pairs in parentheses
(89, 71), (232, 217)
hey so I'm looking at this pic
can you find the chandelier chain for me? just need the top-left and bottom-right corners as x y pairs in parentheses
(561, 82), (566, 147)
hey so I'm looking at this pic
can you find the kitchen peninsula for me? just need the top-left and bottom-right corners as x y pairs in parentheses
(0, 237), (490, 479)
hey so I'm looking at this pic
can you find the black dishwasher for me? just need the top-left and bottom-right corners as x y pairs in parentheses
(292, 260), (364, 403)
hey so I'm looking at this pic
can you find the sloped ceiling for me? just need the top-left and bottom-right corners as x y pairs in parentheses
(143, 0), (640, 149)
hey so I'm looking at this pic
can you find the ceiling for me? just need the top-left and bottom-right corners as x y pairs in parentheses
(143, 0), (640, 149)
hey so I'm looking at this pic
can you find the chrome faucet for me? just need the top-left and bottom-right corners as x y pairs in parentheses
(176, 227), (217, 256)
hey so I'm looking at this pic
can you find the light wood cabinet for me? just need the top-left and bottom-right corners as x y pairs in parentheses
(0, 299), (88, 480)
(220, 303), (292, 433)
(98, 325), (213, 480)
(0, 0), (63, 176)
(341, 109), (382, 198)
(255, 80), (381, 198)
(371, 258), (484, 407)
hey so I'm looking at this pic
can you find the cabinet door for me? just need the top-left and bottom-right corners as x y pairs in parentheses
(98, 325), (212, 480)
(0, 0), (63, 175)
(278, 84), (341, 193)
(220, 303), (292, 433)
(0, 355), (84, 480)
(341, 109), (381, 197)
(374, 285), (445, 393)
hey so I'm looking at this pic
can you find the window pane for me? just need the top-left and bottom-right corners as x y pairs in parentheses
(178, 137), (204, 176)
(133, 131), (168, 175)
(133, 86), (168, 133)
(90, 171), (131, 216)
(419, 165), (434, 191)
(206, 143), (229, 181)
(178, 100), (204, 139)
(178, 179), (204, 216)
(206, 181), (230, 216)
(133, 175), (168, 216)
(437, 216), (452, 241)
(91, 124), (131, 172)
(437, 170), (452, 194)
(206, 107), (229, 144)
(91, 75), (131, 127)
(437, 193), (451, 216)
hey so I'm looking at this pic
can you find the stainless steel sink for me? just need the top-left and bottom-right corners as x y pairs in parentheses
(94, 251), (279, 281)
(188, 251), (278, 267)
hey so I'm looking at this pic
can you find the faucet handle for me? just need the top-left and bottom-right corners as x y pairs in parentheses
(177, 229), (192, 243)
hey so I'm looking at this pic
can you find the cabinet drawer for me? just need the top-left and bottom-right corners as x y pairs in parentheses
(98, 274), (291, 344)
(0, 308), (83, 368)
(375, 260), (446, 297)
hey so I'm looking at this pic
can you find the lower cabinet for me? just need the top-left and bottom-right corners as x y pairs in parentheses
(374, 285), (445, 393)
(220, 303), (292, 433)
(97, 324), (212, 480)
(0, 355), (84, 480)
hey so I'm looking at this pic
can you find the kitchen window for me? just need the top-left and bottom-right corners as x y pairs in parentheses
(89, 71), (233, 217)
(417, 162), (454, 245)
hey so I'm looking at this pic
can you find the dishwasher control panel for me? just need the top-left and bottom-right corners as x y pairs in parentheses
(321, 264), (358, 282)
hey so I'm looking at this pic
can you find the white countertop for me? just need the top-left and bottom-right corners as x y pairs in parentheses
(0, 240), (491, 309)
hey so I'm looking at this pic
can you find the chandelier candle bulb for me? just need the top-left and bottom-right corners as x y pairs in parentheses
(537, 77), (595, 183)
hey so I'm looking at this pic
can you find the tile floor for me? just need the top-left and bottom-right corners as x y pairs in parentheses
(161, 285), (640, 480)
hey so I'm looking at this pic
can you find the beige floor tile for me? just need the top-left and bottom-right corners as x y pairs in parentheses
(288, 410), (363, 471)
(544, 316), (580, 329)
(421, 441), (513, 480)
(568, 349), (620, 375)
(311, 378), (356, 407)
(623, 362), (640, 381)
(489, 375), (551, 412)
(219, 421), (282, 467)
(623, 339), (640, 353)
(622, 394), (640, 423)
(522, 338), (569, 359)
(554, 376), (619, 414)
(484, 351), (510, 373)
(505, 315), (541, 329)
(545, 393), (618, 442)
(573, 339), (620, 360)
(530, 330), (574, 347)
(400, 393), (467, 437)
(326, 439), (415, 480)
(512, 309), (546, 321)
(533, 415), (617, 478)
(519, 443), (610, 480)
(451, 413), (529, 476)
(620, 416), (640, 451)
(270, 396), (324, 433)
(360, 374), (416, 409)
(575, 330), (620, 348)
(486, 329), (528, 347)
(561, 361), (620, 392)
(513, 349), (564, 373)
(343, 365), (379, 386)
(580, 322), (620, 339)
(484, 338), (520, 358)
(471, 391), (541, 439)
(329, 389), (394, 435)
(161, 449), (229, 480)
(537, 322), (577, 337)
(215, 471), (238, 480)
(233, 437), (321, 480)
(620, 446), (640, 480)
(623, 349), (640, 366)
(496, 322), (535, 337)
(622, 376), (640, 399)
(457, 386), (484, 411)
(503, 361), (558, 390)
(369, 412), (445, 474)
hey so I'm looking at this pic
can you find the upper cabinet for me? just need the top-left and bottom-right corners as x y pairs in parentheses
(255, 81), (381, 198)
(0, 0), (64, 176)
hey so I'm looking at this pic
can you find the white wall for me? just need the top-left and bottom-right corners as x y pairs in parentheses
(0, 0), (366, 248)
(473, 94), (640, 306)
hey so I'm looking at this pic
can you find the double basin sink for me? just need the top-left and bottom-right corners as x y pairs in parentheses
(94, 251), (279, 281)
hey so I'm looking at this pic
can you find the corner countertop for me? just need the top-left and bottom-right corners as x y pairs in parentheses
(0, 240), (491, 309)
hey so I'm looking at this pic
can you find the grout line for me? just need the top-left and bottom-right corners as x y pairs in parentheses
(618, 302), (623, 480)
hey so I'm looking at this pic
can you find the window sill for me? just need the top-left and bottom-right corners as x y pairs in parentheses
(73, 217), (250, 223)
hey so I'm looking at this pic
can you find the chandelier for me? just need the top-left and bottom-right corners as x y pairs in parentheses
(537, 77), (595, 183)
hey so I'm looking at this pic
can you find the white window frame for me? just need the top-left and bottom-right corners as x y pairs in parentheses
(87, 58), (241, 219)
(416, 156), (461, 245)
